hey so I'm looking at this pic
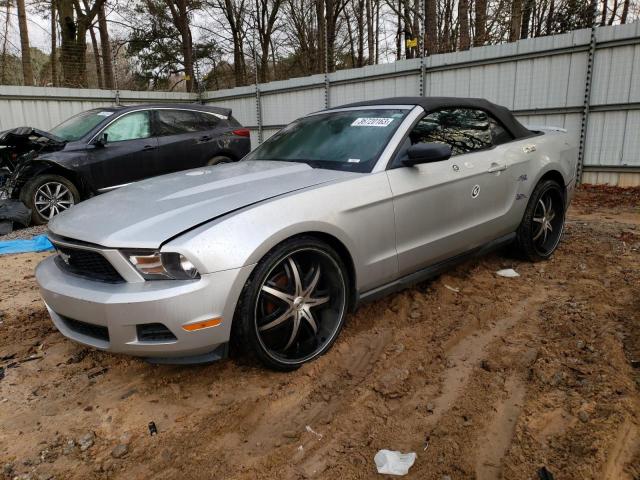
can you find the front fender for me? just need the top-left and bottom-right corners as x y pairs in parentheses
(164, 172), (398, 293)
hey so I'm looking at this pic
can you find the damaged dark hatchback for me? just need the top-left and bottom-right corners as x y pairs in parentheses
(0, 104), (251, 225)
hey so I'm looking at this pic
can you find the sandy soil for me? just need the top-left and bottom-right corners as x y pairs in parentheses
(0, 186), (639, 480)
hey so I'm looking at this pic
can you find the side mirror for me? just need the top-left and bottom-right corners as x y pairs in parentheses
(95, 132), (108, 147)
(403, 143), (452, 167)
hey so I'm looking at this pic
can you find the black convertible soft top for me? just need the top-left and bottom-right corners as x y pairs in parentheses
(332, 96), (533, 139)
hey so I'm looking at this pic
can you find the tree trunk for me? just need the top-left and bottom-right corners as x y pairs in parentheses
(424, 0), (437, 54)
(607, 0), (618, 24)
(98, 4), (114, 89)
(88, 24), (103, 87)
(396, 0), (402, 60)
(16, 0), (34, 86)
(620, 0), (630, 22)
(365, 0), (374, 64)
(474, 0), (486, 46)
(600, 0), (606, 25)
(509, 0), (522, 42)
(458, 0), (470, 50)
(546, 0), (555, 34)
(1, 1), (9, 84)
(520, 0), (534, 38)
(51, 0), (57, 86)
(345, 10), (356, 67)
(374, 0), (379, 63)
(58, 0), (89, 87)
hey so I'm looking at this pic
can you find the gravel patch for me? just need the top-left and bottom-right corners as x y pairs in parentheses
(0, 224), (48, 241)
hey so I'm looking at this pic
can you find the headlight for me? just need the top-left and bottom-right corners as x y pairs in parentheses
(127, 252), (200, 280)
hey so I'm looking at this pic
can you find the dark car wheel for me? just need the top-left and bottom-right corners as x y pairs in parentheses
(207, 155), (233, 166)
(515, 179), (565, 261)
(20, 174), (80, 225)
(234, 237), (349, 371)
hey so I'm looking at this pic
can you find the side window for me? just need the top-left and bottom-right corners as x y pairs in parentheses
(103, 111), (151, 142)
(409, 108), (499, 155)
(197, 112), (221, 130)
(155, 110), (206, 136)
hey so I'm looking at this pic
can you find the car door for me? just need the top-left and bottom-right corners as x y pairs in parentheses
(386, 108), (514, 277)
(154, 109), (220, 173)
(87, 110), (159, 191)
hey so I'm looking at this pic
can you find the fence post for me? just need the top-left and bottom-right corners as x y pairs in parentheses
(418, 0), (426, 96)
(577, 0), (599, 185)
(253, 33), (263, 144)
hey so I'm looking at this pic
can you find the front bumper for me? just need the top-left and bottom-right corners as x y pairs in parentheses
(36, 255), (254, 361)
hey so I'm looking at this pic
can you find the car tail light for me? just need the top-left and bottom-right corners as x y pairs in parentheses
(232, 128), (251, 137)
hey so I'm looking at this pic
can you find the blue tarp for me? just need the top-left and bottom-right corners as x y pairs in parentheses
(0, 235), (54, 255)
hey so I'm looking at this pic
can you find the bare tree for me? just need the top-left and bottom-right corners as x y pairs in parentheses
(253, 0), (284, 82)
(424, 0), (437, 53)
(98, 4), (114, 88)
(214, 0), (248, 85)
(509, 0), (522, 41)
(458, 0), (470, 49)
(16, 0), (34, 85)
(474, 0), (487, 45)
(55, 0), (106, 87)
(50, 0), (57, 86)
(164, 0), (195, 91)
(1, 1), (9, 84)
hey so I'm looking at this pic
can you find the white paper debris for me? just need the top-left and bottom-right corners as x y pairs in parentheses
(305, 425), (323, 439)
(496, 268), (520, 278)
(374, 450), (417, 476)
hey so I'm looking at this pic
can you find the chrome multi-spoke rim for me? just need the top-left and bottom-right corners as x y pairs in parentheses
(532, 189), (564, 256)
(34, 182), (74, 220)
(254, 248), (346, 364)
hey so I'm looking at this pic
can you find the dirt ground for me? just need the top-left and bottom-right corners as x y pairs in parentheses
(1, 186), (639, 480)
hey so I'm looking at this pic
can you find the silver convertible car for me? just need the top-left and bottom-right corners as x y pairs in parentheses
(36, 97), (577, 370)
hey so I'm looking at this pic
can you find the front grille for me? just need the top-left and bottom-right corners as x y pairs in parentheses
(55, 246), (124, 283)
(62, 316), (110, 342)
(137, 323), (177, 342)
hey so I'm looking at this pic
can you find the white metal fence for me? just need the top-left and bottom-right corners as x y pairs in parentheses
(1, 23), (639, 186)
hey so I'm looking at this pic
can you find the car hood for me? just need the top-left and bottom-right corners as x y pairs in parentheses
(0, 127), (65, 149)
(49, 161), (357, 248)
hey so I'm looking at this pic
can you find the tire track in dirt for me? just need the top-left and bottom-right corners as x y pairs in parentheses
(424, 291), (545, 426)
(602, 419), (640, 480)
(475, 375), (526, 480)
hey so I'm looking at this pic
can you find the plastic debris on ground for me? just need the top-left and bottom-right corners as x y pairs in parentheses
(444, 284), (460, 293)
(0, 199), (31, 235)
(0, 234), (54, 255)
(496, 268), (520, 278)
(374, 450), (417, 476)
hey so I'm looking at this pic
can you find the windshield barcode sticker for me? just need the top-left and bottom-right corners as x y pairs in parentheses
(351, 117), (394, 127)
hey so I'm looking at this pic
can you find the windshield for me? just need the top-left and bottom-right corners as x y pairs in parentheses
(244, 109), (409, 172)
(50, 110), (116, 142)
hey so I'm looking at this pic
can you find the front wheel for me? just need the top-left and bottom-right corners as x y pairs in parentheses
(20, 174), (80, 225)
(234, 237), (349, 371)
(515, 179), (565, 261)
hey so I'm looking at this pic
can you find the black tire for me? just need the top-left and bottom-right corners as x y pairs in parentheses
(515, 179), (565, 261)
(233, 236), (349, 371)
(207, 155), (233, 166)
(20, 174), (80, 225)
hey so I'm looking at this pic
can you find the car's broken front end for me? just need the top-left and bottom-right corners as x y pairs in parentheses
(0, 127), (66, 200)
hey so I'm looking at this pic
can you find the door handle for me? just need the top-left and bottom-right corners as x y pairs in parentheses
(142, 144), (156, 151)
(488, 163), (507, 173)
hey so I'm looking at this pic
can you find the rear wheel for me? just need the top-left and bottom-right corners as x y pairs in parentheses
(515, 179), (565, 261)
(234, 237), (349, 371)
(20, 174), (80, 225)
